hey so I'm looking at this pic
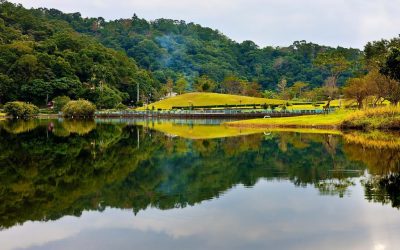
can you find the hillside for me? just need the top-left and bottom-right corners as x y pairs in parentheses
(140, 92), (286, 110)
(0, 1), (158, 107)
(39, 6), (363, 88)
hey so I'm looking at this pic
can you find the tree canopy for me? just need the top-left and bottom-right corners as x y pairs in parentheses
(0, 1), (159, 106)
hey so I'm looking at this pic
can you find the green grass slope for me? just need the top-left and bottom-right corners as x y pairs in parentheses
(139, 92), (286, 110)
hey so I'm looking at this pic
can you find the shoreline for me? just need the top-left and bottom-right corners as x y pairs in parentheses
(225, 123), (340, 130)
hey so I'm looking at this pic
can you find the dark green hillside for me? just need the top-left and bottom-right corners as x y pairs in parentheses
(0, 1), (159, 106)
(40, 9), (362, 88)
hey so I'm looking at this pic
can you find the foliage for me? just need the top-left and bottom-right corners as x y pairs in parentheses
(53, 96), (71, 112)
(0, 1), (159, 106)
(174, 75), (188, 94)
(115, 103), (127, 110)
(381, 48), (400, 82)
(39, 8), (362, 89)
(364, 37), (400, 105)
(341, 106), (400, 130)
(92, 85), (124, 109)
(193, 75), (216, 92)
(62, 99), (96, 117)
(277, 77), (288, 99)
(344, 77), (369, 109)
(3, 101), (39, 118)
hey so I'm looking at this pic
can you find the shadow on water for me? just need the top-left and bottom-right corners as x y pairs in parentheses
(0, 119), (399, 229)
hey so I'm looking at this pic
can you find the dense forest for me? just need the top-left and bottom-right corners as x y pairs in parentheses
(41, 8), (363, 88)
(0, 1), (364, 106)
(0, 0), (159, 107)
(1, 1), (399, 108)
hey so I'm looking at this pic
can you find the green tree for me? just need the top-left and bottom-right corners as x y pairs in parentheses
(165, 78), (174, 96)
(53, 96), (71, 112)
(175, 76), (188, 95)
(290, 81), (309, 99)
(193, 75), (216, 92)
(344, 77), (369, 109)
(221, 76), (243, 94)
(381, 48), (400, 82)
(314, 51), (351, 89)
(95, 85), (123, 109)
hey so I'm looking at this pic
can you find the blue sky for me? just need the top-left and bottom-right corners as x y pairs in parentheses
(9, 0), (400, 49)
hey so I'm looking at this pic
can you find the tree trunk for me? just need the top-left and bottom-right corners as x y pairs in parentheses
(357, 98), (363, 109)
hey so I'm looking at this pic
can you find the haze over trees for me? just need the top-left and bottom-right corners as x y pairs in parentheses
(0, 1), (399, 108)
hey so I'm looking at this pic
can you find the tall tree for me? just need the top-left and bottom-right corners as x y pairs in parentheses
(344, 77), (369, 109)
(221, 76), (243, 95)
(277, 77), (288, 99)
(314, 51), (351, 89)
(381, 48), (400, 82)
(165, 78), (174, 96)
(175, 76), (188, 95)
(290, 81), (309, 99)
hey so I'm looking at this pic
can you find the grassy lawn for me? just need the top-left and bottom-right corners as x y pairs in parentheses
(226, 110), (353, 128)
(138, 92), (286, 110)
(227, 106), (400, 130)
(138, 92), (360, 111)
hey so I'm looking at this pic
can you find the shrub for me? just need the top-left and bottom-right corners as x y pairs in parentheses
(341, 106), (400, 130)
(62, 100), (96, 118)
(4, 101), (39, 118)
(53, 96), (71, 112)
(115, 103), (127, 110)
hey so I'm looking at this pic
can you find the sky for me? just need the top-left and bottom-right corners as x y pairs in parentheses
(8, 0), (400, 49)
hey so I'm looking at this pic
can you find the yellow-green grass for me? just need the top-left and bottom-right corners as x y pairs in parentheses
(341, 106), (400, 129)
(226, 110), (353, 129)
(137, 92), (285, 110)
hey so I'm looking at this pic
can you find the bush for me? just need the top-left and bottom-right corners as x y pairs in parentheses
(115, 103), (127, 110)
(4, 101), (39, 118)
(53, 96), (71, 112)
(341, 106), (400, 130)
(62, 100), (96, 118)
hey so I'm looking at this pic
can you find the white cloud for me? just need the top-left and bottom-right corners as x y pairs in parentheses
(7, 0), (400, 48)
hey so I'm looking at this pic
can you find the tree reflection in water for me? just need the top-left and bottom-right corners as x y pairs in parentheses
(0, 119), (399, 230)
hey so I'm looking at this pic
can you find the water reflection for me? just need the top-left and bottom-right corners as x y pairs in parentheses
(0, 119), (399, 249)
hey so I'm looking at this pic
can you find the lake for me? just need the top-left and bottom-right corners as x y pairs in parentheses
(0, 119), (399, 250)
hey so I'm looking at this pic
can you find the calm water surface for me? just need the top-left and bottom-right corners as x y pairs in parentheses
(0, 119), (399, 250)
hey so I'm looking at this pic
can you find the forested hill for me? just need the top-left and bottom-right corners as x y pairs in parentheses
(41, 9), (362, 88)
(0, 1), (159, 106)
(0, 1), (363, 106)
